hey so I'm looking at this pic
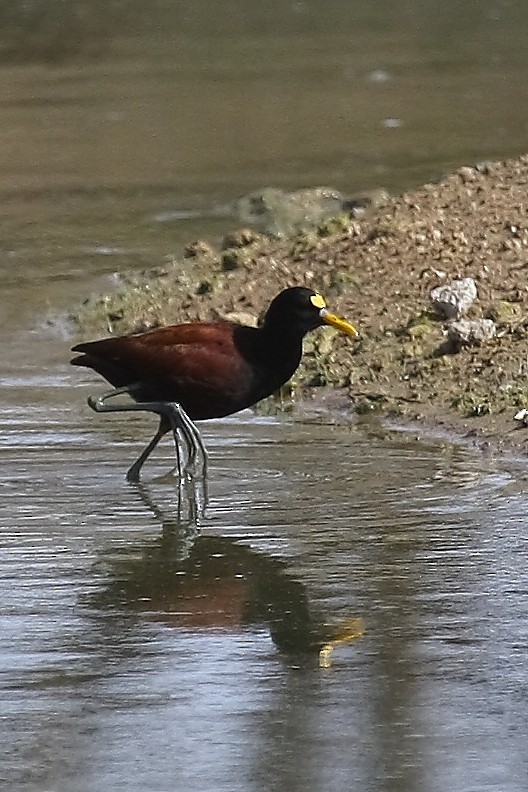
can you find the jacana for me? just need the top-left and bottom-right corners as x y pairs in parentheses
(71, 286), (357, 481)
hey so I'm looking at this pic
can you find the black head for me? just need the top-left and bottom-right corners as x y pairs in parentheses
(262, 286), (357, 338)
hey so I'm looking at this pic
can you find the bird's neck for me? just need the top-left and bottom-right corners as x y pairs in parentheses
(255, 322), (305, 383)
(235, 324), (305, 393)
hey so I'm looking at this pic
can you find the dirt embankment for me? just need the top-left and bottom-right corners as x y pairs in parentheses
(73, 154), (528, 457)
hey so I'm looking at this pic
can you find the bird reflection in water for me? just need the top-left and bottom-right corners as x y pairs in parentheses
(93, 484), (363, 667)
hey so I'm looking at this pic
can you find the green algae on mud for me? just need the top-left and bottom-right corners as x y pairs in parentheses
(71, 154), (528, 456)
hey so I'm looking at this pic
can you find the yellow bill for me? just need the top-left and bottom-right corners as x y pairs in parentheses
(309, 292), (358, 336)
(320, 307), (358, 336)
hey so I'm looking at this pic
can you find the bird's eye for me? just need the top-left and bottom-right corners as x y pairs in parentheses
(310, 294), (327, 309)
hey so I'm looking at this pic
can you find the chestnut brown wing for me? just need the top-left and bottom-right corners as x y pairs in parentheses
(72, 323), (257, 420)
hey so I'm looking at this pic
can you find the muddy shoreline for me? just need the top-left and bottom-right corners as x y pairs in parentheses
(72, 153), (528, 460)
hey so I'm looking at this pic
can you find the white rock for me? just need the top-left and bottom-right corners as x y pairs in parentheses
(447, 318), (496, 347)
(430, 277), (477, 319)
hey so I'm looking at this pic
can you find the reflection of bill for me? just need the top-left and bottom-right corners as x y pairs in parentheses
(317, 618), (365, 668)
(93, 491), (364, 668)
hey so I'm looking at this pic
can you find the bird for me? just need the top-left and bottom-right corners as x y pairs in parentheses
(71, 286), (357, 481)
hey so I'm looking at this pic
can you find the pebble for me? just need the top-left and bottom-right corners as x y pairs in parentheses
(430, 277), (478, 319)
(447, 318), (496, 347)
(458, 166), (478, 183)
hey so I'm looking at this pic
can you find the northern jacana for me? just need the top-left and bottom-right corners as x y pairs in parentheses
(71, 286), (357, 481)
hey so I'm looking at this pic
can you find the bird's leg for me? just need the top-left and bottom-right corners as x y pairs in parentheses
(163, 402), (208, 478)
(87, 384), (141, 411)
(86, 387), (207, 480)
(126, 415), (171, 483)
(87, 388), (172, 481)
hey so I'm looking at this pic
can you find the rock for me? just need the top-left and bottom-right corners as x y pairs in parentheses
(219, 311), (258, 327)
(195, 279), (215, 295)
(447, 319), (496, 347)
(221, 228), (261, 249)
(317, 214), (354, 237)
(236, 187), (345, 237)
(235, 186), (388, 237)
(314, 326), (337, 356)
(183, 240), (216, 259)
(430, 277), (477, 319)
(407, 321), (433, 339)
(457, 166), (478, 183)
(341, 188), (389, 217)
(487, 300), (523, 322)
(221, 247), (252, 271)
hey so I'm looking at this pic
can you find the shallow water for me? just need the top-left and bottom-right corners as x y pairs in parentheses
(2, 2), (528, 790)
(3, 360), (528, 792)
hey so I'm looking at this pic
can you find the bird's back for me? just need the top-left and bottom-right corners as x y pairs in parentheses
(71, 321), (300, 420)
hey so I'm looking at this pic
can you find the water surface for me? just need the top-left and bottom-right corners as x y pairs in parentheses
(2, 368), (528, 791)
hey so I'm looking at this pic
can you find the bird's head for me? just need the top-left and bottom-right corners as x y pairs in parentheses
(263, 286), (358, 337)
